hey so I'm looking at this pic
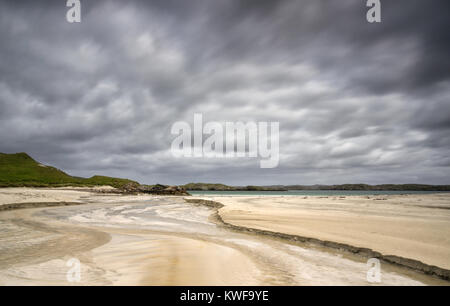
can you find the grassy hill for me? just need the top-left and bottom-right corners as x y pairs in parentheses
(0, 152), (138, 188)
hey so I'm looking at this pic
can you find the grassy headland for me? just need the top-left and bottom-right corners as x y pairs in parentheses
(0, 152), (138, 188)
(1, 152), (448, 192)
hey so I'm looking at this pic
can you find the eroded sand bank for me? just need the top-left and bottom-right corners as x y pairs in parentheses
(206, 194), (450, 271)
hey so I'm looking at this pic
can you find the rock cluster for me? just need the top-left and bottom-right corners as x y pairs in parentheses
(119, 183), (190, 196)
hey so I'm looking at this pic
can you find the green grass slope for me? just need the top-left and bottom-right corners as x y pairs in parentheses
(0, 152), (138, 188)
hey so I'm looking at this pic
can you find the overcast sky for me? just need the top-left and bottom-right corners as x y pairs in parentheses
(0, 0), (449, 185)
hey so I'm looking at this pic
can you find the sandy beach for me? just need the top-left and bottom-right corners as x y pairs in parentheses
(208, 194), (450, 271)
(0, 188), (449, 285)
(0, 190), (262, 285)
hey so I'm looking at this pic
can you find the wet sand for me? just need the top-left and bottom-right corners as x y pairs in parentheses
(0, 199), (261, 285)
(0, 188), (448, 285)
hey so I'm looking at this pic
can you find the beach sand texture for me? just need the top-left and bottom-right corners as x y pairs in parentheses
(212, 193), (450, 270)
(0, 188), (449, 285)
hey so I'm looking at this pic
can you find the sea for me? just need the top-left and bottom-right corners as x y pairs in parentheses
(188, 190), (449, 196)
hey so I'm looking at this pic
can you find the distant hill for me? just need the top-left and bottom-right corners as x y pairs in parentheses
(183, 183), (286, 191)
(0, 152), (138, 188)
(182, 183), (236, 191)
(184, 182), (450, 191)
(284, 184), (450, 191)
(2, 153), (448, 191)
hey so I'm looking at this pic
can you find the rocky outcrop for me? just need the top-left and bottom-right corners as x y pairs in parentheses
(118, 183), (190, 196)
(144, 184), (190, 196)
(119, 182), (141, 193)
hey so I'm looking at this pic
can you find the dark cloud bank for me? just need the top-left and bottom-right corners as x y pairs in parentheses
(0, 0), (449, 185)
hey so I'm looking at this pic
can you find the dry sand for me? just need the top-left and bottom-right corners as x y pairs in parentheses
(207, 193), (450, 270)
(0, 187), (113, 206)
(91, 230), (261, 286)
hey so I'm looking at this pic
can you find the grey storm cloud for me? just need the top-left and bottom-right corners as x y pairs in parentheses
(0, 0), (449, 185)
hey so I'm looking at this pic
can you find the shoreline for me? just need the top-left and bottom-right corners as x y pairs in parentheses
(184, 198), (450, 281)
(1, 188), (449, 285)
